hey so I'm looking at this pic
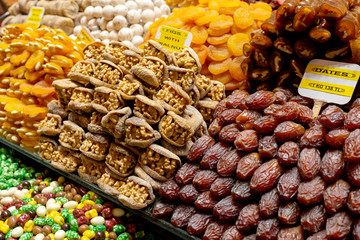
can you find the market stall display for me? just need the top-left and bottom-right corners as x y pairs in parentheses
(0, 23), (83, 152)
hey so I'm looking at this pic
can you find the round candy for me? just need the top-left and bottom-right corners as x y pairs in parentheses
(91, 217), (105, 226)
(36, 206), (46, 217)
(54, 230), (65, 240)
(111, 208), (125, 218)
(95, 231), (105, 240)
(12, 226), (24, 238)
(34, 233), (44, 240)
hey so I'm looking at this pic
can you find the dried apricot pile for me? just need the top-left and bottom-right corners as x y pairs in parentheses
(144, 0), (273, 90)
(0, 23), (83, 151)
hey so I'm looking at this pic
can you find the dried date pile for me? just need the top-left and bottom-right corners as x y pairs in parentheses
(242, 0), (360, 91)
(153, 88), (360, 239)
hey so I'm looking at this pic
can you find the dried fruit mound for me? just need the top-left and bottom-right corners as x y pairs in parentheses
(144, 0), (273, 90)
(244, 0), (360, 92)
(0, 23), (83, 151)
(154, 87), (360, 239)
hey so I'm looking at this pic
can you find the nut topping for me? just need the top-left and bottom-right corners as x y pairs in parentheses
(38, 113), (62, 136)
(58, 120), (85, 151)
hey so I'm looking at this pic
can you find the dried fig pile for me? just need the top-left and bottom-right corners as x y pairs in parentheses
(243, 0), (360, 92)
(154, 87), (360, 239)
(37, 40), (226, 209)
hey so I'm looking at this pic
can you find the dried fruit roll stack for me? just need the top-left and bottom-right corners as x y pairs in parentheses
(154, 88), (360, 239)
(243, 0), (360, 92)
(0, 23), (83, 152)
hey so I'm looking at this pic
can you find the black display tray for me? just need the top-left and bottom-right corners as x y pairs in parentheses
(0, 137), (200, 240)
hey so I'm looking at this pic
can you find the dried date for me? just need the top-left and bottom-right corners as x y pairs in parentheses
(278, 201), (300, 225)
(299, 125), (327, 148)
(203, 222), (230, 240)
(326, 211), (353, 239)
(193, 170), (218, 192)
(159, 180), (180, 201)
(219, 124), (241, 143)
(297, 176), (326, 205)
(277, 141), (300, 165)
(344, 129), (360, 162)
(220, 226), (242, 240)
(236, 110), (262, 130)
(236, 152), (262, 180)
(171, 205), (196, 228)
(298, 148), (321, 180)
(320, 149), (344, 182)
(217, 150), (241, 177)
(210, 177), (236, 199)
(289, 95), (313, 107)
(242, 234), (256, 240)
(258, 135), (278, 159)
(152, 199), (177, 219)
(178, 184), (201, 204)
(296, 104), (313, 124)
(345, 106), (360, 130)
(236, 203), (261, 232)
(175, 163), (200, 186)
(231, 181), (252, 201)
(220, 109), (243, 125)
(277, 226), (304, 240)
(234, 130), (259, 152)
(187, 213), (215, 236)
(254, 115), (278, 134)
(348, 189), (360, 214)
(323, 180), (350, 214)
(353, 219), (360, 240)
(213, 195), (242, 222)
(187, 135), (215, 163)
(225, 90), (248, 109)
(201, 142), (232, 170)
(277, 167), (301, 201)
(347, 163), (360, 187)
(256, 218), (280, 240)
(325, 129), (350, 149)
(213, 99), (229, 119)
(208, 118), (224, 138)
(274, 102), (300, 122)
(250, 159), (283, 194)
(307, 230), (327, 240)
(195, 191), (218, 212)
(263, 104), (282, 117)
(259, 188), (280, 218)
(274, 91), (287, 104)
(301, 204), (326, 233)
(318, 105), (345, 129)
(274, 121), (305, 142)
(245, 90), (275, 110)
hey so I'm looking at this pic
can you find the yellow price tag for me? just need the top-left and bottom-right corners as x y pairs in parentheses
(76, 27), (95, 45)
(26, 7), (45, 28)
(154, 25), (193, 52)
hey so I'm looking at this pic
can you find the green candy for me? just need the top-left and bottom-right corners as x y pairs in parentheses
(34, 204), (43, 210)
(55, 197), (68, 204)
(5, 230), (12, 239)
(34, 172), (43, 178)
(0, 182), (8, 189)
(80, 194), (90, 203)
(65, 230), (79, 240)
(11, 209), (19, 216)
(69, 219), (78, 231)
(52, 224), (61, 233)
(60, 209), (70, 221)
(53, 187), (63, 194)
(19, 232), (33, 240)
(33, 185), (39, 191)
(45, 218), (54, 226)
(0, 154), (6, 161)
(95, 199), (102, 204)
(44, 178), (52, 182)
(116, 233), (130, 240)
(34, 217), (46, 226)
(95, 225), (106, 232)
(88, 225), (96, 232)
(113, 225), (126, 234)
(134, 231), (145, 239)
(21, 197), (30, 203)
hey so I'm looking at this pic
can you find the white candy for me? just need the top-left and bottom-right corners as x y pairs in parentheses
(87, 19), (97, 27)
(0, 190), (8, 197)
(113, 16), (128, 30)
(110, 0), (125, 6)
(103, 5), (114, 20)
(73, 25), (82, 36)
(35, 233), (45, 240)
(46, 198), (56, 207)
(91, 216), (105, 226)
(8, 187), (17, 195)
(7, 206), (16, 213)
(125, 1), (138, 10)
(102, 0), (111, 6)
(137, 0), (154, 10)
(84, 6), (94, 18)
(80, 16), (88, 26)
(54, 230), (65, 240)
(103, 39), (110, 45)
(89, 25), (100, 31)
(94, 6), (103, 18)
(42, 186), (54, 194)
(1, 196), (13, 204)
(69, 34), (76, 40)
(99, 17), (107, 30)
(111, 208), (125, 217)
(130, 24), (143, 36)
(122, 40), (134, 48)
(143, 21), (153, 33)
(160, 4), (170, 15)
(12, 227), (23, 238)
(153, 0), (164, 7)
(109, 30), (118, 41)
(118, 28), (133, 41)
(127, 9), (141, 24)
(21, 189), (29, 195)
(91, 30), (101, 39)
(154, 7), (162, 19)
(141, 9), (155, 23)
(63, 200), (77, 209)
(100, 31), (110, 40)
(91, 0), (101, 6)
(50, 181), (59, 189)
(36, 206), (46, 217)
(47, 203), (61, 211)
(114, 5), (128, 17)
(14, 190), (25, 199)
(106, 21), (115, 31)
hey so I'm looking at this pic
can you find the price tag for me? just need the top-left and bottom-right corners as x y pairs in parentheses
(76, 27), (95, 45)
(154, 25), (193, 52)
(26, 7), (45, 28)
(298, 59), (360, 116)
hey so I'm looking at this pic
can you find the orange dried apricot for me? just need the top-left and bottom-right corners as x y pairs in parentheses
(250, 2), (272, 12)
(43, 62), (64, 75)
(250, 8), (272, 21)
(191, 44), (208, 65)
(24, 70), (45, 82)
(227, 33), (249, 56)
(199, 0), (210, 3)
(234, 8), (254, 29)
(10, 50), (31, 66)
(22, 105), (47, 121)
(209, 15), (234, 30)
(219, 0), (244, 8)
(181, 6), (206, 22)
(68, 51), (83, 63)
(180, 23), (195, 32)
(208, 27), (231, 36)
(165, 18), (185, 29)
(225, 79), (248, 90)
(19, 81), (33, 94)
(10, 66), (26, 78)
(37, 94), (57, 106)
(207, 43), (232, 61)
(207, 34), (232, 45)
(0, 63), (13, 76)
(208, 0), (220, 11)
(219, 7), (239, 15)
(191, 25), (209, 45)
(4, 101), (25, 119)
(229, 56), (246, 81)
(208, 58), (232, 75)
(50, 55), (74, 69)
(25, 50), (45, 71)
(21, 95), (38, 105)
(31, 80), (55, 97)
(200, 63), (211, 75)
(212, 71), (232, 84)
(195, 10), (219, 26)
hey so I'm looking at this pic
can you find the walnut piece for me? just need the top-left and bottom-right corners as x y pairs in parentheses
(78, 159), (105, 177)
(137, 58), (165, 81)
(59, 122), (84, 150)
(126, 123), (155, 140)
(106, 152), (136, 175)
(84, 45), (105, 61)
(160, 114), (192, 147)
(118, 78), (140, 96)
(118, 180), (149, 204)
(99, 173), (126, 190)
(38, 115), (59, 131)
(195, 74), (211, 96)
(90, 112), (105, 125)
(155, 84), (188, 113)
(52, 150), (79, 169)
(176, 50), (199, 72)
(134, 99), (160, 123)
(71, 62), (94, 76)
(94, 63), (122, 86)
(207, 81), (225, 101)
(93, 90), (123, 112)
(39, 142), (56, 161)
(70, 89), (93, 103)
(80, 139), (108, 156)
(105, 45), (127, 59)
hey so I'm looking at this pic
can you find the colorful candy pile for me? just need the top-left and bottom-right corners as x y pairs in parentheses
(0, 23), (83, 152)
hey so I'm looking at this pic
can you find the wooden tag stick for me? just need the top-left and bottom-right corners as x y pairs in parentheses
(312, 99), (325, 117)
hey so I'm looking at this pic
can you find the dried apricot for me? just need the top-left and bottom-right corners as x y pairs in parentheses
(209, 15), (234, 30)
(229, 56), (246, 81)
(208, 27), (231, 37)
(207, 44), (232, 61)
(212, 71), (232, 84)
(228, 33), (249, 56)
(207, 34), (232, 45)
(250, 2), (272, 12)
(31, 80), (55, 97)
(234, 8), (254, 29)
(251, 8), (272, 21)
(182, 6), (206, 21)
(195, 10), (219, 26)
(208, 0), (220, 11)
(191, 44), (208, 65)
(208, 58), (232, 75)
(191, 25), (209, 45)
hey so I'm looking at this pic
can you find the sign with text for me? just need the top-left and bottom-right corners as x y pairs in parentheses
(76, 27), (95, 45)
(26, 7), (45, 28)
(154, 25), (192, 52)
(298, 59), (360, 105)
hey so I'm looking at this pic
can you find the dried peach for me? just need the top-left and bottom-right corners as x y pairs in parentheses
(195, 10), (219, 25)
(191, 25), (209, 45)
(210, 15), (234, 30)
(207, 34), (232, 45)
(208, 58), (232, 75)
(228, 33), (249, 56)
(207, 43), (232, 61)
(234, 8), (254, 29)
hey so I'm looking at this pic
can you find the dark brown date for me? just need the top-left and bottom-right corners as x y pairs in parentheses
(325, 129), (350, 149)
(289, 95), (313, 107)
(274, 37), (294, 54)
(236, 152), (262, 180)
(347, 163), (360, 187)
(220, 109), (243, 125)
(195, 191), (218, 212)
(274, 121), (305, 142)
(269, 49), (284, 73)
(277, 141), (300, 165)
(217, 150), (241, 177)
(250, 159), (283, 194)
(245, 90), (275, 110)
(213, 195), (242, 222)
(326, 211), (353, 239)
(345, 106), (360, 130)
(201, 142), (232, 170)
(225, 90), (248, 109)
(254, 48), (269, 68)
(193, 170), (218, 192)
(277, 167), (301, 201)
(242, 234), (256, 240)
(203, 222), (230, 240)
(296, 104), (314, 124)
(299, 125), (327, 148)
(210, 177), (236, 199)
(187, 135), (215, 163)
(273, 87), (296, 100)
(273, 91), (287, 105)
(187, 213), (215, 236)
(353, 219), (360, 240)
(275, 102), (300, 122)
(351, 98), (360, 109)
(234, 129), (259, 152)
(254, 115), (278, 135)
(258, 135), (278, 159)
(297, 176), (326, 205)
(231, 181), (252, 201)
(264, 104), (283, 117)
(209, 118), (224, 138)
(175, 163), (200, 186)
(344, 129), (360, 163)
(256, 218), (280, 240)
(301, 204), (326, 233)
(159, 180), (180, 201)
(320, 149), (345, 182)
(278, 201), (300, 225)
(178, 184), (201, 204)
(294, 38), (316, 59)
(277, 226), (304, 240)
(318, 105), (345, 129)
(348, 189), (360, 214)
(220, 226), (242, 240)
(298, 148), (321, 180)
(236, 203), (261, 232)
(170, 205), (196, 228)
(213, 99), (229, 119)
(152, 199), (177, 219)
(219, 124), (241, 143)
(236, 110), (262, 130)
(324, 179), (350, 214)
(259, 188), (280, 218)
(307, 230), (327, 240)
